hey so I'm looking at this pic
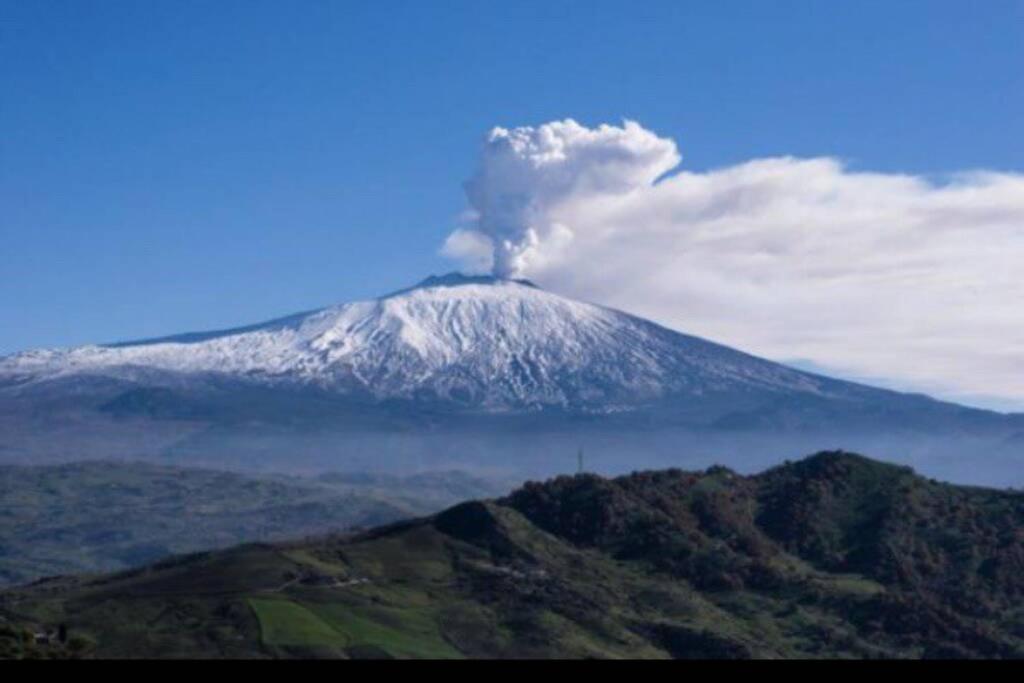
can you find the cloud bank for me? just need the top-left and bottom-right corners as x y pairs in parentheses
(444, 119), (1024, 410)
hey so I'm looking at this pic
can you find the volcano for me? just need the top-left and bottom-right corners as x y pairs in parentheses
(1, 274), (1020, 483)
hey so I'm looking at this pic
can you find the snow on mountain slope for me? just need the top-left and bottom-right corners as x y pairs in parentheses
(0, 274), (853, 412)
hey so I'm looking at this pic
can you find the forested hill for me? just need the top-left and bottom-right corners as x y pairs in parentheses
(4, 451), (1024, 659)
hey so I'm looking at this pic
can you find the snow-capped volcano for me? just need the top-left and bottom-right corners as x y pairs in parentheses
(2, 273), (836, 412)
(3, 273), (1022, 485)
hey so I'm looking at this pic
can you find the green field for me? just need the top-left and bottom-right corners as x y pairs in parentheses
(249, 595), (462, 658)
(307, 602), (462, 659)
(249, 598), (347, 649)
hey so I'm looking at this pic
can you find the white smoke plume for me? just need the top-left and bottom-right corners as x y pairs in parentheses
(444, 119), (680, 276)
(444, 119), (1024, 409)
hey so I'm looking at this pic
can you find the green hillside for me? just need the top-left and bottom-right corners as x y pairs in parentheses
(3, 451), (1024, 659)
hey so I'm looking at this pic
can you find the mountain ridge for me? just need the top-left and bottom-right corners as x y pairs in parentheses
(5, 450), (1024, 659)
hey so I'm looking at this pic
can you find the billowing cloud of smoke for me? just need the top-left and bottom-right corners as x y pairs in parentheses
(444, 120), (1024, 409)
(444, 119), (680, 276)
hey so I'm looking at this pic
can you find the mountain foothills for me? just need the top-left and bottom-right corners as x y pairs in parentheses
(0, 274), (1021, 484)
(4, 452), (1024, 660)
(0, 461), (504, 587)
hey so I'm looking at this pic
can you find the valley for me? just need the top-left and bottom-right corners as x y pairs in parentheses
(0, 460), (503, 587)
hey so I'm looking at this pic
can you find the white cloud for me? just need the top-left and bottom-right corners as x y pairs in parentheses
(445, 120), (1024, 409)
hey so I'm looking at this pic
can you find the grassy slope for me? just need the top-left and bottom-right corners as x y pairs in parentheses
(3, 451), (1024, 659)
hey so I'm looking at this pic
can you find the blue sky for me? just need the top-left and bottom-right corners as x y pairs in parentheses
(2, 0), (1022, 358)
